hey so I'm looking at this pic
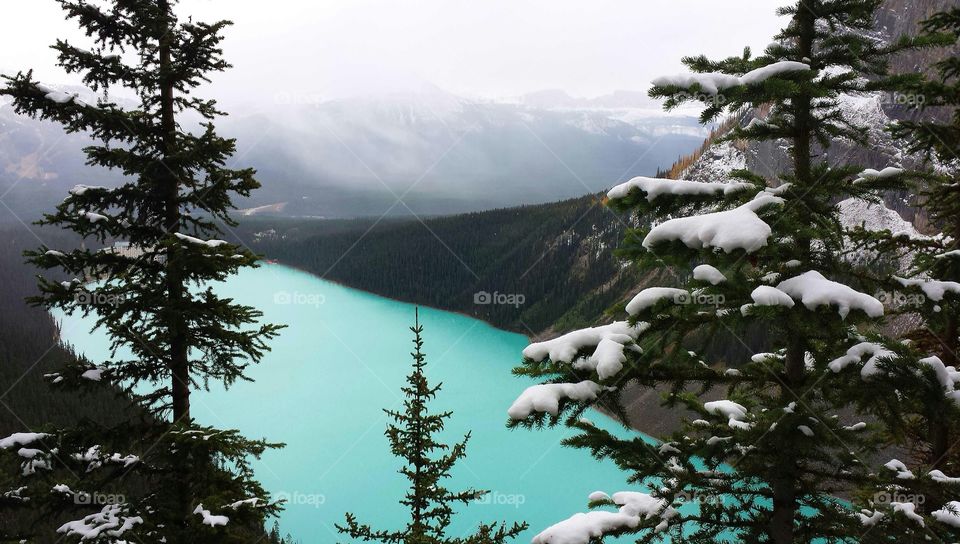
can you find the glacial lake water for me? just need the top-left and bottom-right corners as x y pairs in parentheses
(56, 264), (641, 542)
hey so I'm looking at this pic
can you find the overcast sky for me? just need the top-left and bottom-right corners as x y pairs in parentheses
(0, 1), (792, 107)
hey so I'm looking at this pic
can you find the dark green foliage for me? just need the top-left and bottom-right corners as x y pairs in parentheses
(840, 7), (960, 540)
(0, 1), (283, 541)
(338, 310), (526, 544)
(238, 195), (641, 334)
(509, 1), (960, 542)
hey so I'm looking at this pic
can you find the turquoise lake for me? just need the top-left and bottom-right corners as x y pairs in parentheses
(55, 264), (640, 542)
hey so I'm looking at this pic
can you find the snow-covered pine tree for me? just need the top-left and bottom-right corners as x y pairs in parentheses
(0, 0), (283, 541)
(507, 1), (939, 542)
(835, 7), (960, 538)
(338, 310), (526, 544)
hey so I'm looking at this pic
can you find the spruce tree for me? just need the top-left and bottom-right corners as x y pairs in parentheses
(338, 310), (526, 544)
(507, 1), (946, 542)
(0, 0), (282, 541)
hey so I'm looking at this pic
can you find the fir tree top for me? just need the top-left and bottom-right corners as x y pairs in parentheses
(339, 309), (526, 544)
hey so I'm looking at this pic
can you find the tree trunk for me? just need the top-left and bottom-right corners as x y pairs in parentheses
(770, 3), (816, 542)
(158, 0), (192, 530)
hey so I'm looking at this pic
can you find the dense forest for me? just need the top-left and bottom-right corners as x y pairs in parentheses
(238, 195), (644, 335)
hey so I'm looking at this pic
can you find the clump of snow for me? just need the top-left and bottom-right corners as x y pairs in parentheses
(57, 504), (143, 539)
(750, 286), (795, 308)
(891, 502), (924, 526)
(45, 250), (67, 258)
(69, 184), (108, 196)
(194, 504), (229, 527)
(652, 61), (811, 96)
(81, 368), (104, 381)
(523, 322), (647, 380)
(508, 381), (601, 419)
(704, 400), (752, 430)
(643, 195), (784, 254)
(932, 502), (960, 528)
(828, 342), (894, 378)
(607, 177), (753, 201)
(81, 211), (108, 223)
(893, 276), (960, 302)
(0, 433), (49, 449)
(884, 459), (915, 480)
(776, 271), (884, 319)
(693, 264), (726, 285)
(855, 167), (904, 183)
(174, 233), (228, 248)
(532, 491), (675, 544)
(929, 470), (960, 485)
(626, 288), (689, 316)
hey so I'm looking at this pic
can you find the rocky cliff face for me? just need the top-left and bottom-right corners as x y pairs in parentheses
(673, 0), (957, 235)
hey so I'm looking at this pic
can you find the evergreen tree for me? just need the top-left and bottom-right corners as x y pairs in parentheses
(507, 1), (955, 542)
(0, 0), (282, 541)
(338, 309), (526, 544)
(838, 7), (960, 538)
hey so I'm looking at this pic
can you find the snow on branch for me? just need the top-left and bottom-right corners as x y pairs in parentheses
(776, 271), (884, 319)
(643, 194), (784, 254)
(508, 381), (601, 420)
(194, 503), (229, 526)
(607, 176), (754, 202)
(626, 288), (689, 316)
(531, 491), (676, 544)
(57, 504), (143, 540)
(523, 321), (647, 380)
(703, 400), (753, 430)
(828, 342), (894, 378)
(652, 61), (811, 95)
(0, 432), (50, 449)
(693, 264), (727, 285)
(893, 276), (960, 302)
(854, 167), (904, 183)
(174, 233), (229, 248)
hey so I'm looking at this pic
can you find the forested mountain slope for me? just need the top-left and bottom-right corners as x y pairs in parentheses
(239, 197), (639, 335)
